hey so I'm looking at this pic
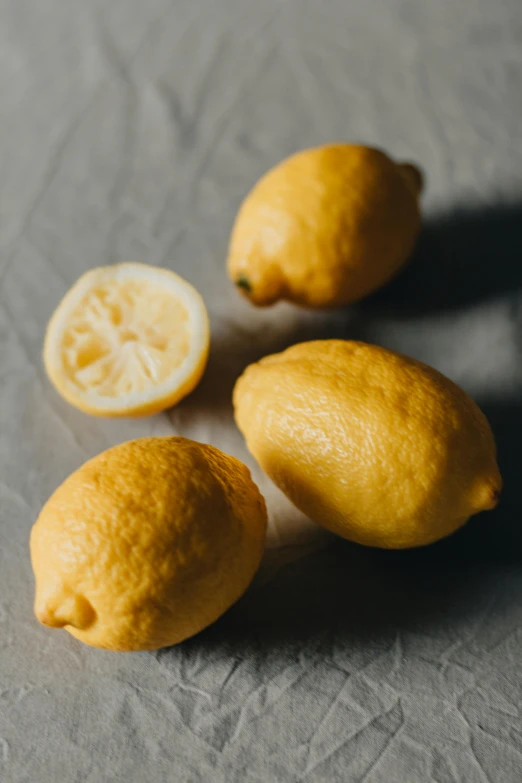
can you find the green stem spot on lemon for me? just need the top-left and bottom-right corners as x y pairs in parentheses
(235, 275), (252, 293)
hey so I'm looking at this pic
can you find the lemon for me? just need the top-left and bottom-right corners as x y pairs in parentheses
(234, 340), (501, 549)
(227, 144), (422, 308)
(43, 263), (209, 416)
(30, 437), (267, 651)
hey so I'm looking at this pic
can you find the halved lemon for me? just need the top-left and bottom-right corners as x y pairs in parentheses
(43, 263), (210, 417)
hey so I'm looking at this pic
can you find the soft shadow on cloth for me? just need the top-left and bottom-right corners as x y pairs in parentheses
(157, 535), (508, 658)
(362, 201), (522, 317)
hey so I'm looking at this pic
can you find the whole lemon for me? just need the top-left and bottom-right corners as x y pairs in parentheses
(233, 341), (501, 549)
(227, 144), (422, 308)
(30, 437), (267, 651)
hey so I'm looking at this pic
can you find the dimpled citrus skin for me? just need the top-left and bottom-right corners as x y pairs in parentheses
(233, 341), (502, 549)
(30, 437), (267, 651)
(227, 144), (422, 308)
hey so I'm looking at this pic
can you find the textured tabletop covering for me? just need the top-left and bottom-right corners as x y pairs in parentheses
(2, 1), (522, 781)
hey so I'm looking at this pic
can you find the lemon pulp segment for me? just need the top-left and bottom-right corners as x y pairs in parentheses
(44, 263), (209, 416)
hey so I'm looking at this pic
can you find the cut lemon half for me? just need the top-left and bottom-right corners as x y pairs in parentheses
(43, 263), (210, 417)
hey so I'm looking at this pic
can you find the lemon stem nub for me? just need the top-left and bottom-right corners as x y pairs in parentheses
(236, 275), (252, 293)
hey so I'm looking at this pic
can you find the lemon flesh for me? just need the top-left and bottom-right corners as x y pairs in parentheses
(44, 263), (209, 416)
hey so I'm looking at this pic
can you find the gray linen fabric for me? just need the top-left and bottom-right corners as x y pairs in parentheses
(1, 0), (522, 780)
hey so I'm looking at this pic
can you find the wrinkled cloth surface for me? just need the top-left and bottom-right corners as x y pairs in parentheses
(1, 0), (522, 781)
